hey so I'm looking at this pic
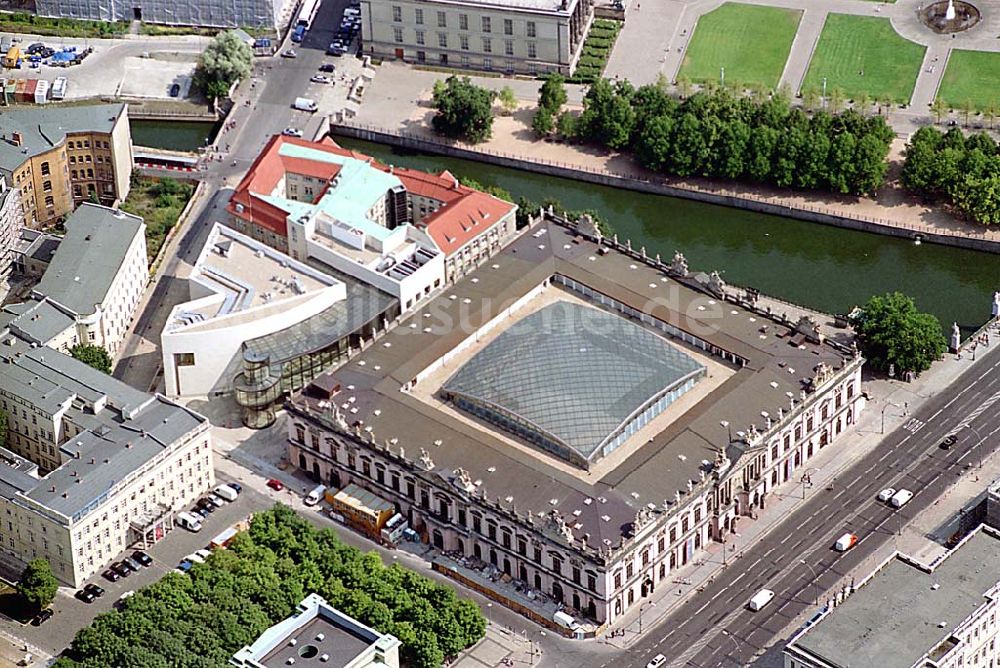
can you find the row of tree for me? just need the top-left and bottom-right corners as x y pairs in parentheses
(565, 78), (895, 196)
(902, 126), (1000, 225)
(54, 505), (485, 668)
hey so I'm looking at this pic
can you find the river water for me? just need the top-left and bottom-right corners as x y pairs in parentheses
(132, 120), (218, 152)
(337, 138), (999, 334)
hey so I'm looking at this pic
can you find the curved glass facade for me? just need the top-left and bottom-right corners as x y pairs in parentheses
(442, 301), (705, 468)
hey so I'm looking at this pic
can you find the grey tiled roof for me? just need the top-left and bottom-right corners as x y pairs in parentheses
(34, 203), (143, 316)
(0, 103), (125, 173)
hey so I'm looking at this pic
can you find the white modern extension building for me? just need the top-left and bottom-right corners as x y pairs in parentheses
(162, 224), (347, 398)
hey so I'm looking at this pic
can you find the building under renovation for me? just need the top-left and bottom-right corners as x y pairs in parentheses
(34, 0), (295, 28)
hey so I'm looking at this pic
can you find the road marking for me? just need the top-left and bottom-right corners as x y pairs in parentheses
(763, 547), (776, 560)
(903, 418), (925, 433)
(780, 532), (795, 545)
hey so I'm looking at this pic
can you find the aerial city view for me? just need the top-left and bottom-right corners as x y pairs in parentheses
(0, 0), (998, 665)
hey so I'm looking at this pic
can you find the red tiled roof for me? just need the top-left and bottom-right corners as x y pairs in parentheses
(422, 191), (517, 256)
(226, 136), (515, 256)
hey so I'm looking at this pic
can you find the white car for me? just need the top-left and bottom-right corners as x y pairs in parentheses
(646, 655), (667, 668)
(309, 74), (332, 84)
(877, 488), (896, 503)
(282, 127), (304, 138)
(281, 48), (297, 58)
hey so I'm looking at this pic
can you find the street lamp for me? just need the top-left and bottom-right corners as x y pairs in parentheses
(881, 400), (907, 434)
(720, 66), (725, 87)
(960, 423), (985, 468)
(721, 629), (742, 664)
(529, 630), (545, 666)
(800, 559), (820, 605)
(486, 602), (492, 626)
(822, 77), (827, 107)
(638, 601), (656, 634)
(720, 420), (732, 443)
(800, 468), (817, 499)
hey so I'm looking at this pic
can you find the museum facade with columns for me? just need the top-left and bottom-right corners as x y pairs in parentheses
(285, 213), (865, 629)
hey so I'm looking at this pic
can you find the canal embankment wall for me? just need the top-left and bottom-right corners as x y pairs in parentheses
(330, 122), (1000, 256)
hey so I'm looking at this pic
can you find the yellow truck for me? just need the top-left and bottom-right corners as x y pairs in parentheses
(3, 46), (21, 69)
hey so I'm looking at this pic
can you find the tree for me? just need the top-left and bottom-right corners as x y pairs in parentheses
(537, 72), (567, 113)
(18, 559), (58, 613)
(961, 99), (975, 128)
(828, 87), (845, 114)
(195, 30), (252, 100)
(851, 292), (947, 375)
(930, 97), (949, 124)
(675, 75), (692, 99)
(531, 107), (554, 136)
(557, 111), (578, 139)
(496, 86), (518, 116)
(431, 76), (496, 143)
(856, 93), (872, 117)
(70, 344), (112, 374)
(985, 101), (997, 130)
(802, 87), (821, 113)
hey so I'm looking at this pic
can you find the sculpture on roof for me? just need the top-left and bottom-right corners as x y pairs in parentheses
(453, 468), (475, 494)
(707, 270), (726, 296)
(576, 213), (602, 240)
(669, 251), (689, 277)
(794, 315), (823, 344)
(547, 509), (573, 542)
(419, 447), (435, 471)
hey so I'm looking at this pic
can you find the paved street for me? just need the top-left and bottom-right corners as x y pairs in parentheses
(607, 338), (1000, 667)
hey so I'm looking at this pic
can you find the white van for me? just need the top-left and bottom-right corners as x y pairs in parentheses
(890, 489), (913, 508)
(304, 484), (327, 506)
(213, 484), (238, 502)
(834, 533), (858, 552)
(748, 589), (775, 611)
(293, 97), (318, 112)
(176, 511), (203, 532)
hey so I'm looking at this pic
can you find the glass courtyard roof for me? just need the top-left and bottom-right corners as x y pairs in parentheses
(442, 301), (705, 464)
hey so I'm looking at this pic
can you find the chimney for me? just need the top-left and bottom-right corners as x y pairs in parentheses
(10, 131), (22, 147)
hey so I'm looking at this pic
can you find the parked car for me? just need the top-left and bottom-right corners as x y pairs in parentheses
(132, 550), (152, 567)
(169, 83), (180, 97)
(84, 583), (105, 598)
(282, 127), (304, 138)
(115, 591), (134, 610)
(26, 42), (44, 55)
(30, 609), (53, 626)
(122, 556), (141, 571)
(196, 497), (217, 511)
(319, 63), (336, 73)
(206, 494), (226, 508)
(940, 434), (957, 450)
(281, 48), (298, 58)
(877, 488), (896, 503)
(890, 489), (913, 508)
(195, 549), (212, 561)
(227, 482), (243, 494)
(310, 74), (332, 84)
(75, 588), (96, 603)
(214, 484), (238, 502)
(192, 506), (210, 519)
(111, 561), (133, 577)
(177, 559), (194, 573)
(267, 478), (284, 491)
(102, 568), (120, 582)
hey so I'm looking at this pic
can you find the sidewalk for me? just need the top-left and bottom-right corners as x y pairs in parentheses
(602, 327), (999, 648)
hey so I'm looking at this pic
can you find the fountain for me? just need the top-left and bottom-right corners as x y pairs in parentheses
(921, 0), (981, 33)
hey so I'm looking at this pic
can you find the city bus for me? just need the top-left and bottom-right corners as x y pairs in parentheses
(296, 0), (321, 30)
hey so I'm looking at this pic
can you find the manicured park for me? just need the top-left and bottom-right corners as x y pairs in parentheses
(937, 49), (1000, 111)
(679, 3), (801, 89)
(802, 14), (924, 103)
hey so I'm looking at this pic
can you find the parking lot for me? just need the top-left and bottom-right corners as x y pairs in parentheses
(0, 32), (209, 101)
(2, 473), (258, 656)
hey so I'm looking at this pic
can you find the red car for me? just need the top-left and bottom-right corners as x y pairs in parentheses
(266, 479), (284, 491)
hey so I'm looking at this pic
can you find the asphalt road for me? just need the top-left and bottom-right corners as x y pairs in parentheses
(608, 344), (1000, 668)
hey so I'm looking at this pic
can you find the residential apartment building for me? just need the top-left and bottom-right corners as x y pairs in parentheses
(228, 136), (516, 310)
(0, 103), (132, 228)
(784, 526), (1000, 668)
(0, 338), (213, 587)
(361, 0), (595, 75)
(231, 593), (401, 668)
(0, 175), (22, 279)
(285, 215), (865, 628)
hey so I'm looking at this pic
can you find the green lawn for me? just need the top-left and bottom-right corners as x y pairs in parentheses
(802, 14), (924, 103)
(937, 49), (1000, 110)
(679, 3), (802, 89)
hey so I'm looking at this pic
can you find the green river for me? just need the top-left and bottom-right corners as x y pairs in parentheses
(129, 121), (999, 332)
(338, 138), (1000, 334)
